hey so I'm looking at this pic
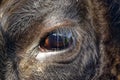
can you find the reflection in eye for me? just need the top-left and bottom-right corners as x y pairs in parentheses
(39, 28), (75, 51)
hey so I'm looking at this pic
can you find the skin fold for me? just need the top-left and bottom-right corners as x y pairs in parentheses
(0, 0), (120, 80)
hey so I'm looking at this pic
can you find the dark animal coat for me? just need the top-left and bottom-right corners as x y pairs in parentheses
(0, 0), (120, 80)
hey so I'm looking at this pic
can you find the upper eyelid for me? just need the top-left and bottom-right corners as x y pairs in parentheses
(39, 19), (77, 38)
(43, 19), (76, 28)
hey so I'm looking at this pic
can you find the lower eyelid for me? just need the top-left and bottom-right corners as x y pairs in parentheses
(35, 51), (64, 61)
(35, 44), (74, 61)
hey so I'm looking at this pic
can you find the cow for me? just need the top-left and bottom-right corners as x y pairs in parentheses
(0, 0), (120, 80)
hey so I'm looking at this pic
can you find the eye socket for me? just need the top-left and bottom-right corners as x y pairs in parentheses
(39, 28), (74, 51)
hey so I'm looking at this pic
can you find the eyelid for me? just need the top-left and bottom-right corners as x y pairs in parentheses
(35, 47), (71, 61)
(39, 19), (77, 40)
(43, 19), (76, 28)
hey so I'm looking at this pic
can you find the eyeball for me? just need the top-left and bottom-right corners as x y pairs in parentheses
(39, 28), (74, 51)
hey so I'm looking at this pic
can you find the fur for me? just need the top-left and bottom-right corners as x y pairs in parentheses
(0, 0), (120, 80)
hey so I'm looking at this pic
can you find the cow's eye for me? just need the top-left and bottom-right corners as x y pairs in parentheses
(39, 28), (75, 51)
(33, 28), (80, 61)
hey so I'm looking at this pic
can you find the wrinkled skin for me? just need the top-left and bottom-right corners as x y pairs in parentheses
(0, 0), (120, 80)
